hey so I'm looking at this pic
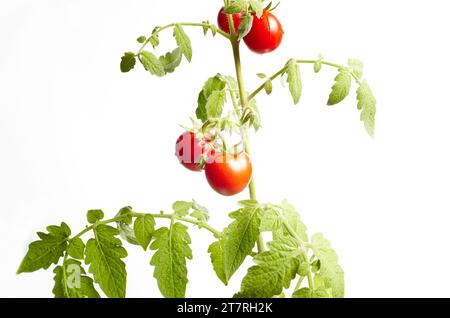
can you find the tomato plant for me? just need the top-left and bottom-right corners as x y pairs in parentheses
(18, 0), (377, 299)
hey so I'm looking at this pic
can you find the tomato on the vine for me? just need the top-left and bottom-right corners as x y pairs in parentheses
(175, 131), (215, 172)
(243, 11), (284, 54)
(217, 7), (243, 34)
(205, 152), (252, 196)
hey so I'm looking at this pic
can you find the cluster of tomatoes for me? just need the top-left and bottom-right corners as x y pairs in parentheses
(175, 8), (283, 196)
(175, 131), (252, 196)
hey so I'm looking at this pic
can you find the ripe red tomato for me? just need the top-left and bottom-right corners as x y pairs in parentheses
(175, 131), (215, 172)
(205, 152), (252, 196)
(217, 7), (243, 34)
(243, 11), (284, 54)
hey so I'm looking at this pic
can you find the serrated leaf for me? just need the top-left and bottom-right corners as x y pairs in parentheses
(150, 222), (192, 298)
(348, 58), (364, 79)
(87, 210), (104, 224)
(208, 240), (227, 285)
(149, 34), (160, 48)
(286, 59), (302, 104)
(278, 200), (308, 242)
(196, 75), (227, 122)
(140, 51), (165, 77)
(264, 79), (273, 95)
(172, 201), (192, 217)
(311, 233), (344, 298)
(223, 207), (263, 281)
(133, 215), (155, 250)
(85, 225), (127, 298)
(53, 259), (100, 298)
(236, 237), (301, 298)
(327, 68), (352, 105)
(17, 223), (70, 274)
(67, 237), (85, 260)
(174, 24), (192, 63)
(249, 0), (263, 18)
(259, 208), (281, 232)
(238, 13), (253, 41)
(206, 90), (226, 118)
(357, 80), (377, 138)
(159, 48), (182, 74)
(248, 99), (261, 131)
(120, 52), (136, 73)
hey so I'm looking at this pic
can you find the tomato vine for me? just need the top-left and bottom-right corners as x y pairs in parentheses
(18, 0), (376, 299)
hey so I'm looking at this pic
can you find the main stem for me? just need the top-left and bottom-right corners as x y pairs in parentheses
(228, 17), (265, 253)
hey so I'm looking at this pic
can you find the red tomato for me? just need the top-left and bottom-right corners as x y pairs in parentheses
(175, 132), (215, 172)
(217, 7), (243, 34)
(205, 152), (252, 196)
(243, 11), (284, 54)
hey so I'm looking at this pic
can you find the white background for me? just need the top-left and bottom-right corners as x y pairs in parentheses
(1, 0), (450, 298)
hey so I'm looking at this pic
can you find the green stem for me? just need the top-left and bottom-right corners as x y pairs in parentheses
(247, 59), (361, 101)
(227, 14), (264, 253)
(138, 22), (229, 54)
(294, 275), (304, 291)
(71, 212), (221, 241)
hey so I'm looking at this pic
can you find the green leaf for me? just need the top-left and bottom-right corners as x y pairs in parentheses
(172, 201), (193, 217)
(223, 207), (263, 281)
(286, 59), (302, 104)
(257, 73), (267, 79)
(206, 90), (226, 118)
(225, 0), (248, 14)
(196, 75), (227, 122)
(136, 36), (146, 43)
(202, 20), (209, 35)
(159, 48), (182, 74)
(120, 52), (136, 73)
(259, 208), (282, 232)
(208, 240), (228, 285)
(292, 287), (312, 298)
(314, 61), (322, 73)
(149, 27), (160, 48)
(87, 210), (104, 224)
(236, 237), (301, 298)
(249, 0), (263, 18)
(237, 13), (253, 41)
(190, 200), (209, 222)
(116, 207), (139, 246)
(327, 68), (352, 105)
(356, 80), (377, 138)
(53, 259), (100, 298)
(85, 225), (128, 298)
(17, 222), (70, 274)
(140, 51), (165, 77)
(264, 79), (273, 95)
(150, 222), (192, 298)
(348, 58), (364, 79)
(311, 233), (344, 298)
(133, 215), (155, 250)
(173, 24), (192, 62)
(67, 237), (85, 260)
(248, 99), (261, 131)
(279, 200), (308, 242)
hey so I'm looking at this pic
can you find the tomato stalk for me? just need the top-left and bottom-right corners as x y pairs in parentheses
(70, 211), (221, 241)
(227, 14), (265, 253)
